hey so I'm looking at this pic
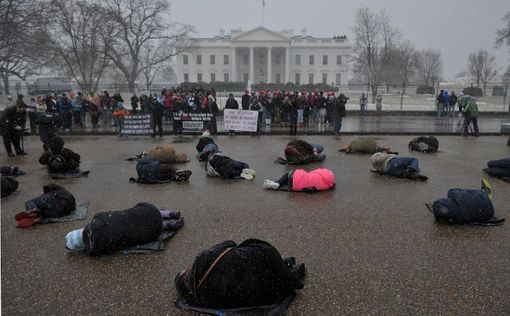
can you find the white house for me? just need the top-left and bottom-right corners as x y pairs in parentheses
(176, 27), (350, 87)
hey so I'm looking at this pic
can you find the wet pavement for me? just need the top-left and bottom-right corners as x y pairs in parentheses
(1, 135), (510, 315)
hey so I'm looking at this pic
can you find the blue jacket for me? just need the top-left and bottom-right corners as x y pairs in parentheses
(432, 189), (494, 224)
(136, 157), (160, 182)
(442, 91), (450, 106)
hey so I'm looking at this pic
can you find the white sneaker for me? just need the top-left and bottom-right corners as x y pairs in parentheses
(240, 172), (254, 180)
(263, 179), (280, 190)
(242, 168), (256, 177)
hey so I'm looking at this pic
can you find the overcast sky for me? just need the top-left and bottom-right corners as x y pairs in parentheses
(171, 0), (510, 81)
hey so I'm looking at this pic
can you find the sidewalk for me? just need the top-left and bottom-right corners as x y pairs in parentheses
(65, 113), (510, 136)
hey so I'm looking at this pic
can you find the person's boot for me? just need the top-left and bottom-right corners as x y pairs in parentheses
(7, 152), (15, 158)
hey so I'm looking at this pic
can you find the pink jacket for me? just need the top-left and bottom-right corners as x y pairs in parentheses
(291, 168), (335, 192)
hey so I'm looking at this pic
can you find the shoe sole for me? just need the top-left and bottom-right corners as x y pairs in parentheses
(175, 170), (192, 181)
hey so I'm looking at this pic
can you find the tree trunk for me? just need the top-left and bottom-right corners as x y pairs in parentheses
(482, 83), (486, 97)
(2, 73), (10, 95)
(128, 80), (135, 93)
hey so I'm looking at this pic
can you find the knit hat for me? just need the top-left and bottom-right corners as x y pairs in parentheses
(65, 228), (85, 250)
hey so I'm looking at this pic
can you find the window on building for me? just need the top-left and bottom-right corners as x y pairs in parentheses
(295, 54), (301, 65)
(224, 54), (229, 65)
(210, 55), (215, 65)
(336, 73), (341, 85)
(210, 73), (216, 82)
(336, 55), (342, 65)
(295, 73), (301, 85)
(196, 55), (202, 65)
(275, 55), (281, 65)
(243, 55), (249, 65)
(183, 55), (188, 65)
(309, 55), (314, 65)
(184, 73), (189, 82)
(323, 55), (328, 65)
(275, 73), (281, 84)
(243, 73), (249, 83)
(322, 73), (328, 84)
(308, 73), (314, 84)
(197, 73), (202, 82)
(224, 73), (229, 82)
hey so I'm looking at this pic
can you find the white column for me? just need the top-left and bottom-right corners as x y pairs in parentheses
(267, 47), (272, 84)
(285, 46), (290, 84)
(249, 47), (255, 84)
(231, 47), (237, 82)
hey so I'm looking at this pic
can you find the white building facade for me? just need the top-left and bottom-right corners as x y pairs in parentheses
(176, 27), (350, 87)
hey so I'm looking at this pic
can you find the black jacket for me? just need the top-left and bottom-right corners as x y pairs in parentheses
(0, 106), (26, 136)
(1, 176), (18, 198)
(39, 148), (81, 173)
(25, 184), (76, 218)
(241, 94), (251, 110)
(83, 202), (162, 256)
(225, 98), (239, 110)
(175, 239), (305, 309)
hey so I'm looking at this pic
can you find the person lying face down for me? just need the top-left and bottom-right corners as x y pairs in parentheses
(205, 153), (256, 180)
(484, 158), (510, 182)
(196, 130), (218, 162)
(1, 176), (18, 198)
(432, 181), (502, 224)
(370, 152), (428, 180)
(408, 136), (439, 153)
(339, 138), (392, 154)
(65, 202), (183, 256)
(174, 239), (306, 309)
(0, 165), (24, 176)
(283, 140), (325, 165)
(38, 136), (81, 173)
(147, 144), (187, 163)
(263, 168), (335, 192)
(135, 153), (191, 183)
(15, 184), (76, 228)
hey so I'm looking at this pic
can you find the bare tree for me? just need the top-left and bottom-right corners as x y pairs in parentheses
(495, 11), (510, 48)
(396, 41), (418, 95)
(0, 0), (49, 95)
(352, 8), (400, 102)
(468, 51), (484, 88)
(104, 0), (194, 92)
(48, 0), (116, 93)
(415, 49), (443, 87)
(468, 50), (497, 96)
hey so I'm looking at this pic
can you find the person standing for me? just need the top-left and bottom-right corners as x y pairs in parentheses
(442, 90), (450, 117)
(436, 90), (444, 117)
(375, 94), (383, 117)
(0, 98), (27, 157)
(150, 96), (164, 137)
(241, 90), (250, 110)
(461, 95), (479, 137)
(359, 93), (367, 116)
(27, 97), (38, 134)
(289, 92), (299, 136)
(225, 93), (239, 135)
(131, 94), (139, 114)
(449, 92), (458, 116)
(207, 95), (219, 135)
(334, 93), (348, 135)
